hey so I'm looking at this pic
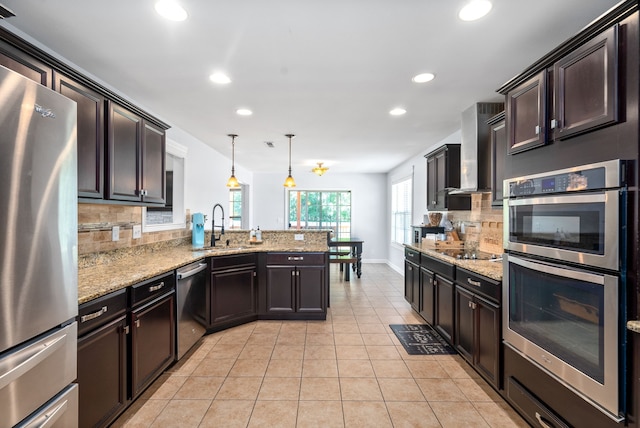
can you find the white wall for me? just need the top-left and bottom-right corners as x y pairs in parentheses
(386, 130), (461, 273)
(252, 172), (388, 262)
(167, 128), (254, 230)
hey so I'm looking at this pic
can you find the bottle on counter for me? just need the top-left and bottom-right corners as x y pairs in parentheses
(256, 226), (262, 242)
(250, 228), (256, 242)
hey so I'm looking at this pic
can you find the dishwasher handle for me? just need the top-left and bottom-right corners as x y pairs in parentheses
(177, 262), (208, 279)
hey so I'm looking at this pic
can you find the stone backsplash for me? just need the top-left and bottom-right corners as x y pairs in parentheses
(78, 204), (191, 255)
(427, 193), (503, 253)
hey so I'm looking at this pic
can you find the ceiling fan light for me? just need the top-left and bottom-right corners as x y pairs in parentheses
(312, 162), (329, 176)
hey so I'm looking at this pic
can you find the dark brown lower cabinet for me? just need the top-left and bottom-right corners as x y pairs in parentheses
(263, 252), (327, 320)
(419, 266), (435, 325)
(434, 274), (455, 345)
(77, 315), (128, 428)
(454, 269), (501, 389)
(131, 292), (175, 398)
(77, 288), (129, 428)
(210, 254), (257, 329)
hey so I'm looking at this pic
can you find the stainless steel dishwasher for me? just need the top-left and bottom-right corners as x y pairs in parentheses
(176, 261), (208, 360)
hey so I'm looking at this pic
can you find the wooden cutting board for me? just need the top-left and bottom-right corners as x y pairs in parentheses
(478, 221), (503, 255)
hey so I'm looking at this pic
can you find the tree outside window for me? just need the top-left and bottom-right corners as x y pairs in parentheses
(288, 190), (351, 239)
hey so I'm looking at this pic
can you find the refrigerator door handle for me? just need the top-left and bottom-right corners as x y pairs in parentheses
(0, 332), (67, 390)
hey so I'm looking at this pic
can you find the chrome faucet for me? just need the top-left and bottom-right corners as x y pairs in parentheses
(211, 203), (225, 247)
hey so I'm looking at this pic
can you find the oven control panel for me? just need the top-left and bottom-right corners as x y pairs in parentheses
(507, 166), (607, 197)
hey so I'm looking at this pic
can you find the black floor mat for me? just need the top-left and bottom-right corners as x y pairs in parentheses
(389, 324), (457, 355)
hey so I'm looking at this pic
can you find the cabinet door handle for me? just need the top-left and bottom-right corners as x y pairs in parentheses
(288, 256), (304, 261)
(135, 319), (141, 328)
(296, 271), (300, 277)
(467, 278), (481, 287)
(550, 119), (558, 129)
(431, 200), (436, 205)
(535, 125), (540, 135)
(149, 282), (165, 292)
(80, 306), (108, 323)
(291, 271), (296, 277)
(123, 325), (130, 335)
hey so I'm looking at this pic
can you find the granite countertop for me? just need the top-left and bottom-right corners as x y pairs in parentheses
(78, 244), (328, 305)
(404, 244), (503, 282)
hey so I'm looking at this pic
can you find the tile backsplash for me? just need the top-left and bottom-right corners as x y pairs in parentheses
(429, 193), (503, 253)
(78, 204), (190, 255)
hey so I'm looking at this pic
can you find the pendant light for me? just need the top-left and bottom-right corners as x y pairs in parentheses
(283, 134), (296, 188)
(226, 133), (240, 188)
(312, 162), (329, 176)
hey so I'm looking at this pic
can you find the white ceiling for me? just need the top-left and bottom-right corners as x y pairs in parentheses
(0, 0), (621, 174)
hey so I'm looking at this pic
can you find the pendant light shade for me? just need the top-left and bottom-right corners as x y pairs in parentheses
(312, 162), (329, 176)
(226, 133), (240, 188)
(283, 134), (296, 188)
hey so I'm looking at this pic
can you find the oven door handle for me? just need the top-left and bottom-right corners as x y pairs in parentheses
(507, 192), (607, 207)
(507, 254), (606, 285)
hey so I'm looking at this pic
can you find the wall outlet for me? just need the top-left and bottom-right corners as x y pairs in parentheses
(294, 234), (304, 241)
(132, 224), (142, 239)
(112, 226), (120, 241)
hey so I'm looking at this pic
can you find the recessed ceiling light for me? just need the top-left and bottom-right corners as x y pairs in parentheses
(209, 72), (231, 84)
(458, 0), (492, 21)
(389, 108), (407, 116)
(236, 108), (253, 116)
(154, 0), (188, 21)
(412, 73), (436, 83)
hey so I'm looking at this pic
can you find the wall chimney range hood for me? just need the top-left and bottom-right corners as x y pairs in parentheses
(455, 102), (504, 193)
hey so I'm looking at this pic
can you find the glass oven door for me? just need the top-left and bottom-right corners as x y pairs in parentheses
(503, 254), (622, 419)
(505, 190), (619, 270)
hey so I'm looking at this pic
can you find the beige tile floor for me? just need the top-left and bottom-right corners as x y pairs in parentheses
(112, 263), (529, 427)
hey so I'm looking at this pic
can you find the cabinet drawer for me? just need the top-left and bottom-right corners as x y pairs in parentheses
(78, 288), (127, 336)
(507, 377), (569, 428)
(455, 268), (500, 303)
(267, 252), (326, 265)
(405, 248), (420, 263)
(421, 255), (455, 280)
(131, 273), (175, 307)
(210, 253), (256, 270)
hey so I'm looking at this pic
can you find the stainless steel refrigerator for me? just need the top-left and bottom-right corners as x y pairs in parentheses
(0, 65), (79, 427)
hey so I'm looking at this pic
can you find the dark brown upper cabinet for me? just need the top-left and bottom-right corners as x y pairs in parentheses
(425, 144), (470, 211)
(54, 72), (105, 200)
(107, 101), (166, 205)
(552, 25), (619, 140)
(0, 41), (52, 87)
(506, 24), (620, 155)
(506, 71), (547, 154)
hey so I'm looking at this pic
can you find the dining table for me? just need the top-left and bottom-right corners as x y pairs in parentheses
(328, 237), (364, 278)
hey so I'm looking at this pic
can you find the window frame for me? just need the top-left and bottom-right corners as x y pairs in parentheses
(391, 176), (413, 246)
(286, 189), (352, 239)
(142, 139), (187, 232)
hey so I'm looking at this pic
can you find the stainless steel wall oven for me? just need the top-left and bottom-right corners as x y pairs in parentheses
(503, 159), (628, 422)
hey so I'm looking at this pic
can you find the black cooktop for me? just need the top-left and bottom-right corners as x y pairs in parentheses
(437, 249), (501, 261)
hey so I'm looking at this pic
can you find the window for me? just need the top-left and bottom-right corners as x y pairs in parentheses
(228, 187), (242, 229)
(143, 140), (187, 232)
(288, 190), (351, 239)
(391, 177), (412, 245)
